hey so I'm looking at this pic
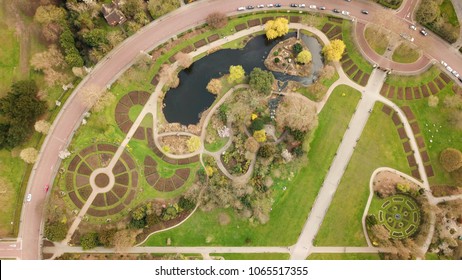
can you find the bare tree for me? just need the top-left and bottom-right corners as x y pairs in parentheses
(373, 177), (397, 197)
(79, 85), (115, 112)
(20, 148), (39, 164)
(206, 12), (228, 29)
(113, 229), (139, 252)
(174, 52), (193, 69)
(159, 64), (180, 88)
(276, 96), (317, 132)
(34, 120), (51, 134)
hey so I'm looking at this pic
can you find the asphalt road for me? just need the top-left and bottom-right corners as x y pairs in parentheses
(9, 0), (462, 260)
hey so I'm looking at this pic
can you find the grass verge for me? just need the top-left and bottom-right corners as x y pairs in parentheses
(392, 42), (421, 63)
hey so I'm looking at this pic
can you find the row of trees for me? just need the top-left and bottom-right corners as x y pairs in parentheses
(416, 0), (459, 43)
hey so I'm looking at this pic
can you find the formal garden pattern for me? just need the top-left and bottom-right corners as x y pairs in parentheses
(378, 194), (421, 239)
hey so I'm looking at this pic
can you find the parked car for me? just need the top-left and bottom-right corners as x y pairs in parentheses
(247, 5), (254, 9)
(441, 60), (448, 67)
(267, 4), (274, 7)
(299, 4), (306, 8)
(345, 0), (352, 2)
(275, 3), (282, 7)
(290, 3), (298, 7)
(257, 4), (265, 8)
(26, 193), (32, 202)
(237, 6), (245, 11)
(333, 8), (340, 13)
(409, 24), (417, 30)
(309, 5), (316, 9)
(420, 28), (428, 36)
(361, 10), (368, 15)
(447, 66), (453, 72)
(318, 6), (326, 10)
(341, 10), (350, 16)
(452, 70), (460, 78)
(458, 77), (462, 83)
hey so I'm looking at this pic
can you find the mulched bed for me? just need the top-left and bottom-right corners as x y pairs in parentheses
(115, 173), (129, 185)
(145, 166), (157, 176)
(415, 136), (425, 149)
(162, 156), (178, 165)
(68, 156), (81, 172)
(327, 26), (342, 39)
(403, 141), (412, 153)
(427, 81), (438, 95)
(163, 179), (176, 192)
(386, 86), (395, 98)
(79, 145), (97, 157)
(131, 170), (138, 186)
(153, 146), (164, 158)
(346, 65), (358, 76)
(176, 168), (190, 180)
(207, 34), (219, 43)
(144, 156), (157, 166)
(248, 19), (261, 27)
(261, 17), (275, 24)
(105, 191), (119, 206)
(171, 175), (185, 187)
(342, 59), (353, 69)
(77, 162), (92, 176)
(333, 34), (343, 41)
(382, 104), (392, 115)
(151, 75), (159, 86)
(425, 165), (434, 177)
(328, 17), (343, 23)
(413, 87), (421, 99)
(112, 160), (127, 174)
(107, 203), (125, 215)
(77, 185), (92, 201)
(434, 77), (445, 90)
(75, 174), (90, 188)
(86, 208), (107, 217)
(128, 91), (140, 105)
(146, 173), (160, 186)
(68, 191), (84, 208)
(66, 173), (74, 191)
(168, 56), (176, 63)
(407, 155), (417, 167)
(410, 122), (420, 134)
(178, 158), (191, 165)
(235, 23), (247, 32)
(420, 150), (430, 162)
(392, 113), (401, 125)
(121, 152), (136, 170)
(321, 23), (334, 33)
(97, 144), (117, 153)
(99, 152), (113, 165)
(401, 106), (415, 121)
(397, 87), (404, 100)
(411, 169), (421, 180)
(133, 127), (146, 140)
(125, 190), (136, 203)
(353, 70), (363, 83)
(420, 85), (430, 97)
(115, 113), (129, 125)
(189, 155), (199, 162)
(341, 53), (350, 62)
(405, 88), (412, 100)
(113, 184), (128, 198)
(359, 73), (369, 86)
(439, 72), (451, 83)
(397, 127), (407, 139)
(289, 16), (300, 23)
(92, 193), (107, 207)
(181, 45), (194, 54)
(118, 95), (133, 107)
(115, 102), (129, 113)
(119, 120), (133, 134)
(85, 154), (101, 170)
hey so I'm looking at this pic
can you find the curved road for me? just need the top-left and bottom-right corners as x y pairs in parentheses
(11, 0), (462, 260)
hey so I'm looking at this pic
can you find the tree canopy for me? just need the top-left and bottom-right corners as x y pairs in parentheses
(227, 65), (246, 84)
(440, 148), (462, 172)
(322, 39), (346, 62)
(296, 50), (312, 64)
(265, 17), (289, 40)
(249, 68), (274, 94)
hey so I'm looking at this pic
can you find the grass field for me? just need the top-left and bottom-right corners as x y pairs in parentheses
(0, 19), (20, 95)
(364, 26), (389, 55)
(392, 42), (421, 63)
(307, 253), (381, 260)
(440, 0), (460, 27)
(143, 86), (361, 246)
(210, 253), (290, 260)
(342, 21), (374, 75)
(314, 102), (412, 246)
(385, 66), (441, 87)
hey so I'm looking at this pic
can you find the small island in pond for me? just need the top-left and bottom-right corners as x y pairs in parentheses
(264, 37), (312, 77)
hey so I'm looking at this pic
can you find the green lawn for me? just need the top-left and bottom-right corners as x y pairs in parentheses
(364, 26), (389, 55)
(385, 66), (440, 87)
(211, 253), (290, 260)
(128, 105), (153, 127)
(342, 21), (373, 75)
(307, 253), (381, 260)
(143, 86), (361, 246)
(315, 102), (412, 246)
(440, 0), (459, 27)
(392, 43), (421, 63)
(391, 84), (462, 186)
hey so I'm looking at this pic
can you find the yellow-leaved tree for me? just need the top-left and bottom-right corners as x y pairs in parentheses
(227, 65), (245, 84)
(296, 50), (312, 64)
(253, 129), (267, 143)
(265, 17), (289, 40)
(322, 39), (346, 62)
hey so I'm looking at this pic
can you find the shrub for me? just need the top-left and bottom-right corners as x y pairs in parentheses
(44, 222), (67, 241)
(250, 118), (265, 131)
(366, 214), (377, 227)
(440, 148), (462, 172)
(292, 43), (303, 54)
(274, 57), (280, 63)
(253, 129), (267, 142)
(249, 68), (275, 95)
(258, 144), (276, 158)
(179, 196), (195, 211)
(80, 232), (99, 250)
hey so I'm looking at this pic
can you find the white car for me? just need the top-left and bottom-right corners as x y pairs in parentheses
(400, 33), (414, 42)
(299, 4), (306, 8)
(441, 60), (448, 67)
(257, 4), (265, 8)
(447, 66), (453, 72)
(26, 193), (32, 202)
(237, 6), (245, 11)
(409, 25), (417, 30)
(341, 10), (350, 16)
(309, 5), (316, 9)
(267, 4), (274, 7)
(452, 70), (459, 77)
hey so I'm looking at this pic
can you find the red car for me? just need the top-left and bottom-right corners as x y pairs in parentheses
(44, 184), (49, 193)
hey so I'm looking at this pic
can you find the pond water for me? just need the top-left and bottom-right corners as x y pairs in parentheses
(163, 32), (323, 125)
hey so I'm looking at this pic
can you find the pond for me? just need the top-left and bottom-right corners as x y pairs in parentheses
(163, 32), (323, 125)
